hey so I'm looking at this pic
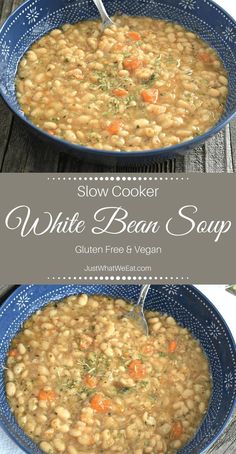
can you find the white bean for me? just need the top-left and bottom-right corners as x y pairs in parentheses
(55, 406), (71, 420)
(13, 363), (24, 375)
(27, 50), (38, 62)
(134, 119), (150, 128)
(78, 294), (88, 306)
(39, 441), (53, 453)
(53, 439), (66, 452)
(6, 382), (16, 397)
(17, 343), (26, 355)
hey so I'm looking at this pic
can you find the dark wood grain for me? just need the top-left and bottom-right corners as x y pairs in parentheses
(229, 118), (236, 172)
(1, 116), (60, 172)
(1, 0), (236, 172)
(208, 415), (236, 454)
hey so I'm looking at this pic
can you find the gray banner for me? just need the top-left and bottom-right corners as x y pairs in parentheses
(0, 174), (235, 284)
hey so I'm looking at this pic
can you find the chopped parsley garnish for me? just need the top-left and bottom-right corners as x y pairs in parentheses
(125, 94), (137, 107)
(117, 386), (131, 393)
(78, 353), (111, 377)
(94, 71), (113, 91)
(140, 380), (149, 388)
(145, 73), (157, 86)
(108, 97), (121, 112)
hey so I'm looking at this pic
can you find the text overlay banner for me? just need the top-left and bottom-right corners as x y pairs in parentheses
(0, 174), (235, 284)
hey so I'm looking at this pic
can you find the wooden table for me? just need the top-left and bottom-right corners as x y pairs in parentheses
(1, 0), (236, 172)
(0, 285), (235, 454)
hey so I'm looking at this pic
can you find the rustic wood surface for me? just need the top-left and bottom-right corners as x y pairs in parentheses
(0, 0), (236, 172)
(0, 285), (235, 454)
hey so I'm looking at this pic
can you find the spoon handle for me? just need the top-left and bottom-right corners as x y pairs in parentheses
(136, 284), (151, 310)
(92, 0), (113, 28)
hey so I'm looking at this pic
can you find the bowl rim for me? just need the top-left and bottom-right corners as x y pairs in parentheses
(190, 285), (236, 454)
(1, 0), (236, 159)
(0, 284), (235, 454)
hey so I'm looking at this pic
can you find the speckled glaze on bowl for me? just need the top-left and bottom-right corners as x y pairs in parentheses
(0, 0), (236, 165)
(0, 284), (235, 454)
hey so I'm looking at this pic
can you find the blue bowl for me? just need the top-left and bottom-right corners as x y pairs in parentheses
(0, 284), (235, 454)
(0, 0), (236, 166)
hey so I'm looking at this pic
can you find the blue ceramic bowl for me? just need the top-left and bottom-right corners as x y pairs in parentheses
(0, 0), (236, 166)
(0, 284), (235, 454)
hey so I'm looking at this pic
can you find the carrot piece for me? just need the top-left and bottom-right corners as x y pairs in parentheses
(198, 52), (212, 63)
(168, 340), (177, 353)
(84, 374), (97, 389)
(107, 120), (122, 135)
(46, 130), (56, 136)
(142, 344), (154, 355)
(114, 42), (125, 51)
(129, 359), (145, 380)
(80, 336), (93, 350)
(38, 390), (57, 401)
(171, 421), (183, 439)
(112, 88), (128, 97)
(141, 89), (159, 104)
(90, 394), (111, 413)
(127, 31), (141, 41)
(123, 58), (143, 70)
(8, 349), (17, 357)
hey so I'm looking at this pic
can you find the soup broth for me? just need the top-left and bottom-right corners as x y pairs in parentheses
(16, 16), (228, 151)
(6, 294), (212, 453)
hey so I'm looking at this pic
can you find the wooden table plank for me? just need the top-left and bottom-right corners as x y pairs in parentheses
(229, 118), (236, 172)
(1, 117), (60, 172)
(224, 125), (234, 173)
(0, 0), (18, 170)
(0, 0), (23, 26)
(205, 130), (228, 173)
(0, 0), (14, 24)
(208, 415), (236, 454)
(180, 145), (206, 173)
(0, 98), (13, 171)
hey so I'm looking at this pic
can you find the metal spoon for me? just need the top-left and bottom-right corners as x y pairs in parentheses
(92, 0), (114, 29)
(126, 284), (150, 335)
